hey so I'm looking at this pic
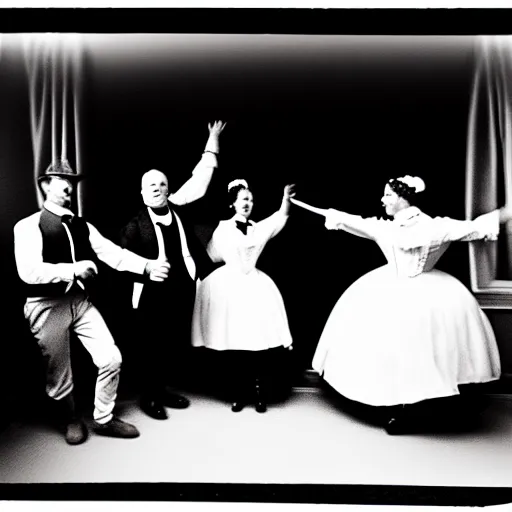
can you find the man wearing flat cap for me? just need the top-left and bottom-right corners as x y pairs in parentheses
(120, 121), (225, 420)
(14, 159), (169, 445)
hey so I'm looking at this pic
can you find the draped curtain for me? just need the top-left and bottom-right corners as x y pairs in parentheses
(466, 35), (512, 292)
(22, 34), (84, 214)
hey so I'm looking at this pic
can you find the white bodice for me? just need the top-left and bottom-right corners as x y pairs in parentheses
(207, 212), (288, 274)
(325, 206), (500, 278)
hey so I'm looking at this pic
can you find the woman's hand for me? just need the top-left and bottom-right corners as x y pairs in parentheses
(280, 184), (297, 216)
(284, 184), (296, 201)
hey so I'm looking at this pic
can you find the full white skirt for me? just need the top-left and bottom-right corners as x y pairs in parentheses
(192, 265), (293, 351)
(312, 265), (501, 406)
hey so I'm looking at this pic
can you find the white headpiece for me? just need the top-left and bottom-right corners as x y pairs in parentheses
(397, 175), (426, 193)
(228, 179), (249, 192)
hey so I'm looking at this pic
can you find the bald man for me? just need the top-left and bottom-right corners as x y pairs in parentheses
(120, 121), (225, 420)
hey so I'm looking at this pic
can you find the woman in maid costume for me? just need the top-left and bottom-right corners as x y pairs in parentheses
(292, 175), (508, 434)
(192, 179), (295, 413)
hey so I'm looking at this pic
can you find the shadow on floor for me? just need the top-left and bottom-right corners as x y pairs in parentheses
(318, 380), (494, 435)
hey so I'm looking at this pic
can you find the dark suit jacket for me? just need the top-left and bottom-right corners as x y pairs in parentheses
(119, 205), (216, 287)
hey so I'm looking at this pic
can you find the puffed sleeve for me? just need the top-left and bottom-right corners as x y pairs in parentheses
(206, 223), (225, 263)
(438, 210), (500, 243)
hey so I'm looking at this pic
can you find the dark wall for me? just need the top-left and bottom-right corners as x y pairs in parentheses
(0, 36), (46, 423)
(79, 35), (477, 375)
(5, 34), (504, 416)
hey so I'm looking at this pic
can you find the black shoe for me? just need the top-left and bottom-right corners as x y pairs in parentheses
(93, 417), (140, 438)
(163, 393), (190, 410)
(231, 402), (245, 412)
(255, 379), (267, 413)
(255, 401), (267, 413)
(385, 416), (411, 435)
(65, 419), (88, 445)
(140, 398), (168, 420)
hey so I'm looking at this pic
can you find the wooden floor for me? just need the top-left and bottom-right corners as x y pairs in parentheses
(0, 390), (511, 507)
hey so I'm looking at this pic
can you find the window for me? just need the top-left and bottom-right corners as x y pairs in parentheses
(467, 36), (512, 308)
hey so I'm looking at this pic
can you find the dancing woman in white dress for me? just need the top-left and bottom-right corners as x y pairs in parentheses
(192, 179), (295, 412)
(292, 175), (511, 434)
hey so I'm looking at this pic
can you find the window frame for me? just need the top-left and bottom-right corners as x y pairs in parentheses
(469, 240), (512, 309)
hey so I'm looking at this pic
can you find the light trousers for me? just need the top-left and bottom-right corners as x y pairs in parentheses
(24, 292), (122, 424)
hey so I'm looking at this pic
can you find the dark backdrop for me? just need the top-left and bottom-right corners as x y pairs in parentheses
(77, 34), (476, 391)
(0, 37), (46, 425)
(0, 33), (479, 417)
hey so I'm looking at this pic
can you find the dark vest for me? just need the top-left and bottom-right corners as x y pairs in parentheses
(25, 208), (96, 297)
(156, 211), (189, 278)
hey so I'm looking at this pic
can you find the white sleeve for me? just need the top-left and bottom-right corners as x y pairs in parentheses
(324, 209), (389, 241)
(168, 152), (218, 206)
(439, 210), (500, 243)
(206, 224), (225, 263)
(254, 211), (289, 242)
(14, 215), (75, 285)
(87, 223), (149, 274)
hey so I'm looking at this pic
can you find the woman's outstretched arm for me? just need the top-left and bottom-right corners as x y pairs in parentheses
(257, 184), (297, 240)
(290, 197), (388, 241)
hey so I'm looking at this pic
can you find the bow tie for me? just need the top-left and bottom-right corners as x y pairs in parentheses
(235, 220), (249, 235)
(61, 214), (75, 226)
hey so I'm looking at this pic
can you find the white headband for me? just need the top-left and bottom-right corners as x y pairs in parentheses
(396, 175), (426, 193)
(228, 179), (249, 192)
